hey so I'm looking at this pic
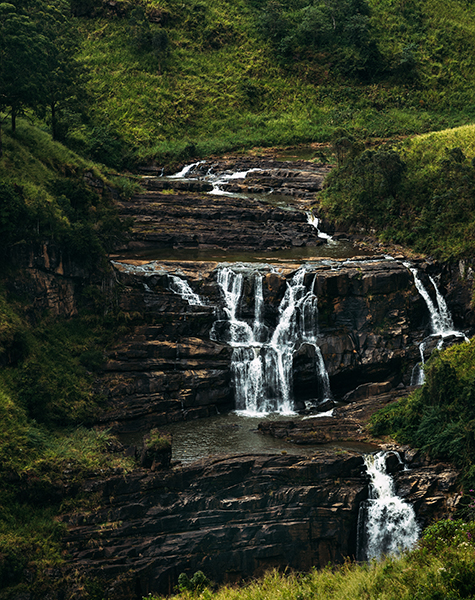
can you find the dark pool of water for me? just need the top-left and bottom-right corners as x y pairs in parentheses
(157, 413), (379, 464)
(113, 240), (374, 264)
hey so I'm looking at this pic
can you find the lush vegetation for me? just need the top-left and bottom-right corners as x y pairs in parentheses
(75, 0), (475, 165)
(319, 123), (475, 259)
(371, 339), (475, 488)
(0, 120), (137, 595)
(4, 0), (475, 166)
(3, 0), (475, 595)
(148, 520), (475, 600)
(0, 278), (137, 593)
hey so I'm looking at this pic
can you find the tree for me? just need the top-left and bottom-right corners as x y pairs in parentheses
(0, 2), (47, 139)
(34, 0), (88, 140)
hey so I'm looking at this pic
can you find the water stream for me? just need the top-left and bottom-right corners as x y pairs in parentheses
(306, 212), (333, 241)
(405, 263), (467, 384)
(210, 265), (332, 415)
(357, 452), (419, 561)
(168, 274), (205, 306)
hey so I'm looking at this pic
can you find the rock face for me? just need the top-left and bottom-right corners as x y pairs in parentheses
(257, 387), (413, 445)
(61, 451), (459, 599)
(97, 257), (448, 432)
(119, 158), (331, 252)
(8, 242), (90, 318)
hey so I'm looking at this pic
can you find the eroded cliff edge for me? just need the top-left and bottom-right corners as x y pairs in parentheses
(61, 450), (459, 599)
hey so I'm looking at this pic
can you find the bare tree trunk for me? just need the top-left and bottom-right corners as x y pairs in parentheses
(11, 106), (16, 132)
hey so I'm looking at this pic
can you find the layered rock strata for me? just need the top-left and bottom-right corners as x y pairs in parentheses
(257, 387), (413, 445)
(119, 158), (331, 252)
(61, 450), (459, 599)
(98, 258), (440, 432)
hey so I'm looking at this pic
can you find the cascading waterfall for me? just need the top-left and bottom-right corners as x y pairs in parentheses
(210, 266), (332, 415)
(209, 168), (262, 196)
(306, 212), (333, 241)
(357, 452), (419, 562)
(410, 340), (428, 386)
(169, 160), (205, 179)
(168, 275), (205, 306)
(405, 263), (467, 384)
(168, 161), (262, 196)
(405, 264), (455, 335)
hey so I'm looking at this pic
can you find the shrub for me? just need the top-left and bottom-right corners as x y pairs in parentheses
(178, 570), (211, 593)
(370, 340), (475, 487)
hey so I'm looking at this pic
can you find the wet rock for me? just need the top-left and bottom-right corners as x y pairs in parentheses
(59, 449), (459, 598)
(257, 388), (412, 446)
(118, 158), (331, 253)
(98, 257), (455, 432)
(61, 452), (367, 597)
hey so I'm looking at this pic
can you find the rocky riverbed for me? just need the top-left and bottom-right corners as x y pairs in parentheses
(8, 152), (474, 599)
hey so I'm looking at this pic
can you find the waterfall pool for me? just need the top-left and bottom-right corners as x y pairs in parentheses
(111, 241), (371, 263)
(121, 412), (380, 465)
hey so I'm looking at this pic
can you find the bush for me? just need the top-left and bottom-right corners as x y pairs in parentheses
(370, 340), (475, 487)
(0, 181), (30, 255)
(178, 570), (211, 594)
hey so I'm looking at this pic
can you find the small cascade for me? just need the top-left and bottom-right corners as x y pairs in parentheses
(210, 266), (332, 415)
(405, 264), (455, 335)
(208, 168), (262, 196)
(168, 161), (262, 196)
(168, 275), (205, 306)
(405, 263), (467, 384)
(410, 340), (428, 386)
(169, 160), (205, 179)
(306, 212), (333, 241)
(357, 452), (419, 562)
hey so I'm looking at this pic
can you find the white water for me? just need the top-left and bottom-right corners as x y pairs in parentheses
(410, 340), (428, 386)
(168, 160), (205, 179)
(168, 162), (262, 196)
(210, 266), (332, 415)
(306, 212), (333, 241)
(405, 263), (467, 384)
(405, 264), (455, 335)
(168, 275), (205, 306)
(209, 168), (263, 196)
(358, 452), (419, 562)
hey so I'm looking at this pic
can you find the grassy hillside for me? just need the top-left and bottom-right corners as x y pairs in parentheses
(0, 123), (136, 595)
(68, 0), (475, 165)
(319, 122), (475, 259)
(2, 0), (475, 595)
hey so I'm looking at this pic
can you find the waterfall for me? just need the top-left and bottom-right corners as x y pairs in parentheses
(410, 341), (427, 386)
(210, 266), (332, 415)
(357, 452), (419, 562)
(306, 212), (333, 241)
(168, 161), (262, 196)
(404, 263), (467, 384)
(169, 160), (205, 179)
(404, 264), (455, 335)
(168, 275), (205, 306)
(209, 168), (262, 196)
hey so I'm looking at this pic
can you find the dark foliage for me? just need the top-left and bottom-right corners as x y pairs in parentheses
(370, 341), (475, 487)
(257, 0), (384, 80)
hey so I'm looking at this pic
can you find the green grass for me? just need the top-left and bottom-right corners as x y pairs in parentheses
(70, 0), (475, 165)
(0, 123), (138, 596)
(0, 120), (100, 185)
(320, 122), (475, 259)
